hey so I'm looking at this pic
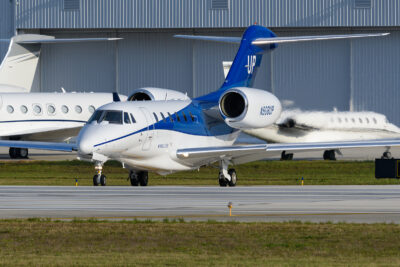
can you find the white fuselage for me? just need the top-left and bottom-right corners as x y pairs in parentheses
(0, 92), (126, 141)
(77, 100), (240, 174)
(244, 110), (400, 143)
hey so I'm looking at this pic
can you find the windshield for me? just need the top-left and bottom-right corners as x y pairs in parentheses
(101, 110), (123, 124)
(88, 110), (103, 123)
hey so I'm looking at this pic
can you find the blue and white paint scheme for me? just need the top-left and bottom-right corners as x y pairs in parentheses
(0, 25), (393, 186)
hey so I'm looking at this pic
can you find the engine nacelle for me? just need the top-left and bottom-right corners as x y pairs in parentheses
(128, 87), (190, 101)
(219, 87), (282, 129)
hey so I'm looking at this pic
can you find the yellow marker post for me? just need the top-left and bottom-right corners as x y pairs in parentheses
(301, 177), (304, 186)
(227, 202), (233, 216)
(75, 179), (78, 187)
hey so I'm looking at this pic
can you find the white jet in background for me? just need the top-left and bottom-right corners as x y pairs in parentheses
(222, 61), (400, 160)
(244, 109), (400, 160)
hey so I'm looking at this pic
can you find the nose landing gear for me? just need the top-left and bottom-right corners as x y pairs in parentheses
(93, 163), (106, 186)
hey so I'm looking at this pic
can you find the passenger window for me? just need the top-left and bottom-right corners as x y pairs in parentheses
(160, 113), (166, 122)
(373, 118), (377, 124)
(124, 112), (131, 124)
(7, 105), (14, 114)
(88, 105), (95, 114)
(75, 105), (82, 114)
(47, 104), (56, 115)
(61, 105), (69, 114)
(359, 118), (363, 123)
(337, 118), (342, 123)
(33, 104), (42, 115)
(175, 112), (181, 122)
(182, 111), (188, 122)
(365, 118), (369, 124)
(189, 112), (195, 122)
(130, 114), (136, 123)
(153, 112), (159, 122)
(20, 105), (28, 114)
(344, 118), (348, 123)
(168, 112), (173, 122)
(351, 118), (355, 123)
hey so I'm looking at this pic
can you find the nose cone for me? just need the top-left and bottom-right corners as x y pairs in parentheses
(78, 138), (94, 155)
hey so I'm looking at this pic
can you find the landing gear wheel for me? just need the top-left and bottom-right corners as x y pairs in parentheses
(382, 152), (393, 159)
(100, 174), (106, 186)
(93, 174), (100, 186)
(129, 171), (139, 186)
(218, 172), (228, 187)
(9, 148), (18, 159)
(138, 171), (148, 186)
(323, 150), (336, 161)
(281, 151), (293, 160)
(228, 169), (237, 187)
(19, 148), (28, 159)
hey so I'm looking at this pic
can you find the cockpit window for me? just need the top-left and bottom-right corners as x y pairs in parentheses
(124, 112), (131, 124)
(101, 110), (123, 124)
(130, 114), (136, 123)
(88, 110), (103, 123)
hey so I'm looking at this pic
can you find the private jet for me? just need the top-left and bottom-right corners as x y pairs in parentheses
(0, 25), (396, 186)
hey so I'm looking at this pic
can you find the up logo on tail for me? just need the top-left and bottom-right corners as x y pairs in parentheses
(245, 55), (257, 74)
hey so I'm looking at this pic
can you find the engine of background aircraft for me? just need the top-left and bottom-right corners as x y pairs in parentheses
(128, 87), (190, 101)
(219, 87), (282, 129)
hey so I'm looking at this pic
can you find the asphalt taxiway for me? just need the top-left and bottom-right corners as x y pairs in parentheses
(1, 185), (400, 223)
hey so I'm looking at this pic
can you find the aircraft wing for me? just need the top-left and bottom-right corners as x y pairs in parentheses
(177, 139), (400, 165)
(0, 140), (77, 152)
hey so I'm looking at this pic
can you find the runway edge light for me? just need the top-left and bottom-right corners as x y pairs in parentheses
(227, 202), (233, 216)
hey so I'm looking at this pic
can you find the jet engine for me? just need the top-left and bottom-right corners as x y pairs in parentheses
(219, 87), (282, 129)
(128, 87), (190, 101)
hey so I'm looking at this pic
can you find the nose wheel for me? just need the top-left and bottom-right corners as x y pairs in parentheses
(129, 171), (148, 186)
(93, 163), (106, 186)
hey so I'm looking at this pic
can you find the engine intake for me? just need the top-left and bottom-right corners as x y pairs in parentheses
(220, 91), (246, 118)
(218, 87), (282, 129)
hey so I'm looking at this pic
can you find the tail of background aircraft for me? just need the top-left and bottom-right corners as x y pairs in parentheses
(174, 25), (388, 102)
(0, 34), (50, 92)
(0, 34), (122, 93)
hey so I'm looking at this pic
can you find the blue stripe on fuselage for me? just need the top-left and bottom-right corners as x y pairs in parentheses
(94, 100), (237, 148)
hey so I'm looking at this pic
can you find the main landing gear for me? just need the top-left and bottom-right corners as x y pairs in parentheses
(323, 150), (336, 161)
(281, 151), (293, 160)
(218, 160), (237, 187)
(9, 147), (28, 159)
(93, 163), (106, 186)
(129, 170), (148, 186)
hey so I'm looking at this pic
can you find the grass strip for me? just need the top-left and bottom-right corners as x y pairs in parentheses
(0, 160), (399, 186)
(0, 219), (399, 266)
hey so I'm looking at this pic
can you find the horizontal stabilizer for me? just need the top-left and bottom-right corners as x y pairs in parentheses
(252, 33), (389, 45)
(174, 33), (389, 45)
(174, 35), (241, 44)
(17, 37), (122, 44)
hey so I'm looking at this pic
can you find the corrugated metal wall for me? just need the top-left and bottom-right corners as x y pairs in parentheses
(16, 0), (400, 29)
(37, 28), (400, 122)
(0, 1), (14, 61)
